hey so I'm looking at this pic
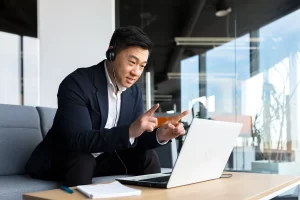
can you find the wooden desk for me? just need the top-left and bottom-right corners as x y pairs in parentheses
(23, 172), (300, 200)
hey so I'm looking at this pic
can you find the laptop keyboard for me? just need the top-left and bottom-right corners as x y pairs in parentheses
(140, 175), (170, 183)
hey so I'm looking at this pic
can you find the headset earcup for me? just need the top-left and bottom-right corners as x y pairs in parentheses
(106, 49), (115, 62)
(110, 50), (115, 61)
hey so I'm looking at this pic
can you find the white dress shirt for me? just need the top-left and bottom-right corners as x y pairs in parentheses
(92, 61), (166, 157)
(103, 61), (134, 144)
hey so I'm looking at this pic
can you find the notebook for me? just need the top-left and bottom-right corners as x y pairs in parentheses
(77, 181), (141, 198)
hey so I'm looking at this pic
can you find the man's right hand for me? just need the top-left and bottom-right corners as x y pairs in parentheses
(129, 104), (159, 138)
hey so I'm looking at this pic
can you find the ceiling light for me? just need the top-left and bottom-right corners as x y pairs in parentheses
(166, 110), (175, 114)
(215, 0), (232, 17)
(174, 37), (263, 49)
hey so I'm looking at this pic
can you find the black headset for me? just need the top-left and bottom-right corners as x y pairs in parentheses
(105, 40), (119, 91)
(106, 26), (149, 62)
(106, 41), (117, 62)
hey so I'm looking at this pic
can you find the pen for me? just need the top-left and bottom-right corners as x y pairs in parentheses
(61, 185), (74, 194)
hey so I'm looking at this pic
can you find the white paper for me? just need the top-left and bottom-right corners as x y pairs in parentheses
(77, 181), (141, 199)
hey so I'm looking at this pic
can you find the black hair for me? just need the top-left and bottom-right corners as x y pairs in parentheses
(109, 26), (153, 54)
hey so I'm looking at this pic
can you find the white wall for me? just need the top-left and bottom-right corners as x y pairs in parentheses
(38, 0), (115, 107)
(0, 32), (21, 105)
(23, 36), (39, 106)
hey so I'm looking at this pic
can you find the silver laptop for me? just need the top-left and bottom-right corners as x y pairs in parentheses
(116, 118), (243, 188)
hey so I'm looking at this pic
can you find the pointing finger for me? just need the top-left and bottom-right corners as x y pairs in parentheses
(144, 103), (159, 116)
(170, 110), (189, 124)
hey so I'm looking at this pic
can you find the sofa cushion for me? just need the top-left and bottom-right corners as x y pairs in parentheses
(0, 104), (43, 175)
(36, 107), (57, 137)
(0, 175), (58, 200)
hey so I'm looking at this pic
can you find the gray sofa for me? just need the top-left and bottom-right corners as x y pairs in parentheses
(0, 104), (177, 200)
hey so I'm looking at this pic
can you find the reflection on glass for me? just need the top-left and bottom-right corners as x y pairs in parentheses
(178, 8), (300, 176)
(248, 9), (300, 175)
(180, 55), (199, 124)
(206, 34), (250, 117)
(117, 0), (300, 179)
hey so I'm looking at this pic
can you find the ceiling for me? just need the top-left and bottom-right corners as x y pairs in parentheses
(118, 0), (300, 101)
(0, 0), (37, 37)
(1, 0), (299, 107)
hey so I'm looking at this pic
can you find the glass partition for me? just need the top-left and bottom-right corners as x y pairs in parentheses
(118, 0), (300, 180)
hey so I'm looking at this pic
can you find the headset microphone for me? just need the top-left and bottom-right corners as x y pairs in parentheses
(106, 40), (127, 174)
(112, 64), (119, 92)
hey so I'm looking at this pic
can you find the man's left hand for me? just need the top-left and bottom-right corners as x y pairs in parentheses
(157, 111), (189, 142)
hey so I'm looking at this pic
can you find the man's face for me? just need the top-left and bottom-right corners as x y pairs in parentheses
(113, 46), (149, 88)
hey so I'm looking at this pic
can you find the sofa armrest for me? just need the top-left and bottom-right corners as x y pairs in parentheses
(36, 107), (57, 138)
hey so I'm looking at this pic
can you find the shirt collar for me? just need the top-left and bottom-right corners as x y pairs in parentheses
(104, 60), (127, 92)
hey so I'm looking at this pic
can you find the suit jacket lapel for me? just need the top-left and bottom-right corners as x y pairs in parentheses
(93, 61), (108, 130)
(118, 89), (135, 126)
(93, 60), (136, 129)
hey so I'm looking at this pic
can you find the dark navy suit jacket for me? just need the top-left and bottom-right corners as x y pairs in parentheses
(26, 60), (162, 176)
